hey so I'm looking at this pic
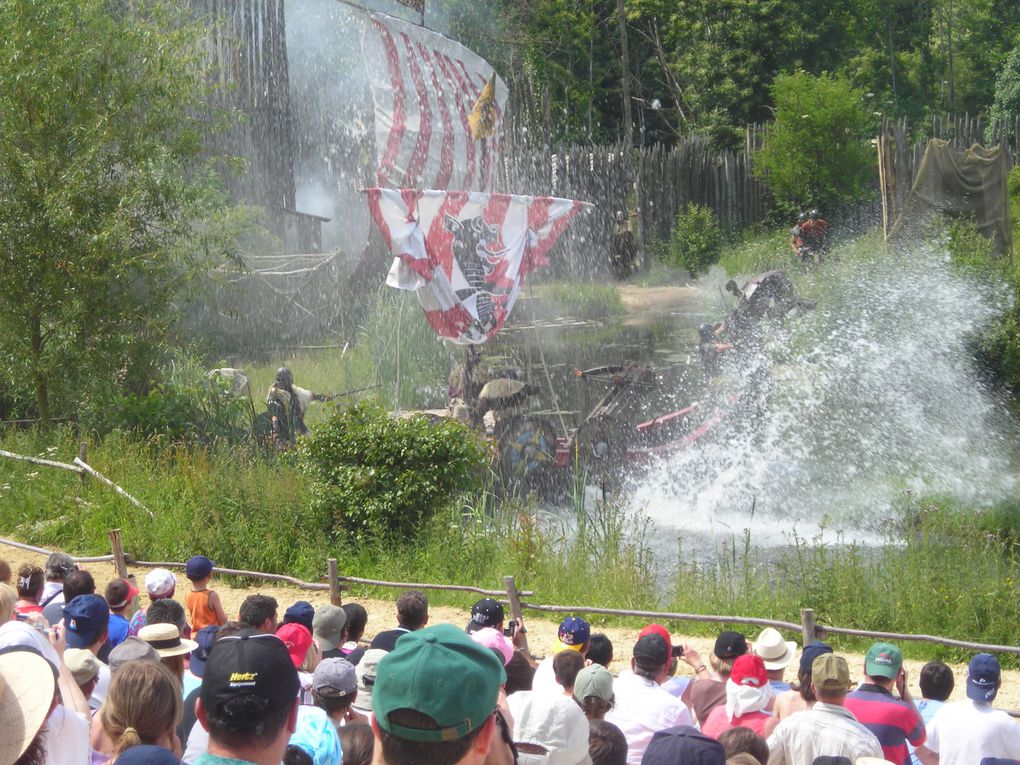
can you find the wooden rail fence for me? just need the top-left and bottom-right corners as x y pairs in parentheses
(3, 528), (1020, 658)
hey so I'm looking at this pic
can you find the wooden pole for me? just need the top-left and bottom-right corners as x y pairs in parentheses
(801, 608), (817, 646)
(74, 458), (155, 519)
(108, 529), (128, 580)
(328, 558), (341, 606)
(78, 442), (88, 484)
(0, 449), (86, 475)
(503, 575), (524, 625)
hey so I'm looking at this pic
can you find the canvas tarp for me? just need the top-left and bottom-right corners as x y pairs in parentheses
(889, 139), (1012, 256)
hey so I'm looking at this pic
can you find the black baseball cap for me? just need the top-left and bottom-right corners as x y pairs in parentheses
(200, 633), (299, 725)
(466, 598), (505, 633)
(713, 631), (748, 660)
(633, 633), (670, 665)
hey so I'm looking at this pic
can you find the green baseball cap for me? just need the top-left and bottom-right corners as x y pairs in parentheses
(373, 623), (506, 743)
(864, 642), (903, 679)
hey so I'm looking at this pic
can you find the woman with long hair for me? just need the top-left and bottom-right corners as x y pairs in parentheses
(98, 661), (183, 762)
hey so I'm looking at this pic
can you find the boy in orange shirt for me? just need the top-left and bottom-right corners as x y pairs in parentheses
(184, 555), (227, 630)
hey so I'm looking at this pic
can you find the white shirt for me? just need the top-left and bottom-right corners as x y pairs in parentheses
(926, 698), (1020, 765)
(604, 670), (692, 765)
(531, 655), (561, 696)
(89, 660), (111, 710)
(44, 705), (91, 765)
(766, 701), (882, 765)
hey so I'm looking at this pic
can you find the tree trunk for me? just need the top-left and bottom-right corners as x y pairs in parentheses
(617, 0), (632, 148)
(30, 310), (50, 427)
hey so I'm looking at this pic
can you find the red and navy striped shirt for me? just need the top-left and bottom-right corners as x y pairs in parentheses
(845, 683), (926, 765)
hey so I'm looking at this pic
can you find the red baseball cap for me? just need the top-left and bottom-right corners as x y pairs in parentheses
(638, 623), (672, 647)
(276, 622), (313, 668)
(730, 654), (768, 688)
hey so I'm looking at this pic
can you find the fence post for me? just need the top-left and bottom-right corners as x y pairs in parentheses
(78, 442), (88, 484)
(108, 529), (128, 580)
(503, 575), (524, 625)
(328, 559), (341, 606)
(801, 608), (816, 646)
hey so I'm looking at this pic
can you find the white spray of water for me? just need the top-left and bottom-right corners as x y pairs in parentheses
(629, 242), (1018, 547)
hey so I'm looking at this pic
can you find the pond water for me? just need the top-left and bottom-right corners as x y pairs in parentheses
(491, 244), (1020, 562)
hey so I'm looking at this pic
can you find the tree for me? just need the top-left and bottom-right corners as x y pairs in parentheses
(753, 71), (875, 214)
(987, 43), (1020, 143)
(0, 0), (233, 424)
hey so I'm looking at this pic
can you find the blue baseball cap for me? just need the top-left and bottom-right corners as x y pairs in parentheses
(284, 601), (315, 634)
(557, 616), (590, 648)
(798, 641), (833, 675)
(189, 625), (220, 678)
(967, 653), (1000, 702)
(64, 594), (111, 649)
(185, 555), (214, 579)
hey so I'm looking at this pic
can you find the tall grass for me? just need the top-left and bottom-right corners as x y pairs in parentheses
(5, 426), (1020, 659)
(531, 282), (625, 320)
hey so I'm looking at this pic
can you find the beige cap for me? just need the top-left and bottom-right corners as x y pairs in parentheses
(64, 648), (101, 686)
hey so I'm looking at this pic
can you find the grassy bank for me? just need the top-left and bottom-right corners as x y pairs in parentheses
(4, 426), (1020, 660)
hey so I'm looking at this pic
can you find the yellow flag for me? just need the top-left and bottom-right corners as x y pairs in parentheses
(469, 73), (498, 140)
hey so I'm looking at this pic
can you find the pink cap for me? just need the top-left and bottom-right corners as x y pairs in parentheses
(470, 627), (514, 666)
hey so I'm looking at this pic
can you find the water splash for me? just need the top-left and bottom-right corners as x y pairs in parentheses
(630, 241), (1019, 546)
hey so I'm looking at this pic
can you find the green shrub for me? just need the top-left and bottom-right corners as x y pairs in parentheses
(96, 373), (251, 444)
(947, 217), (996, 272)
(754, 71), (875, 215)
(657, 205), (724, 276)
(298, 401), (488, 542)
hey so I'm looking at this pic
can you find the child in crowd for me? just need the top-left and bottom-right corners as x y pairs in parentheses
(184, 555), (226, 631)
(129, 568), (178, 638)
(14, 564), (45, 618)
(105, 578), (139, 649)
(909, 661), (955, 765)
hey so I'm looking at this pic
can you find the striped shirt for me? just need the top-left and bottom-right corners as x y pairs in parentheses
(845, 683), (925, 765)
(767, 701), (883, 765)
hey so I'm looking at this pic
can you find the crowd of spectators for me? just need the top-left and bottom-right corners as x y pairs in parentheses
(2, 550), (1020, 765)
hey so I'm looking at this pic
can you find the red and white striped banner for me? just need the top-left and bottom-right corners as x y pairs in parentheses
(368, 188), (587, 344)
(360, 12), (508, 192)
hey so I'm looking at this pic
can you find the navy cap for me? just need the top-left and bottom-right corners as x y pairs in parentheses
(189, 625), (220, 678)
(967, 653), (1001, 702)
(642, 726), (725, 765)
(64, 594), (111, 649)
(713, 631), (748, 660)
(185, 555), (214, 579)
(557, 616), (590, 647)
(284, 601), (315, 635)
(114, 745), (180, 765)
(799, 641), (833, 675)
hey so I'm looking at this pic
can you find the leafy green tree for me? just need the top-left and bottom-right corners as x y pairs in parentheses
(988, 43), (1020, 142)
(0, 0), (233, 424)
(754, 72), (875, 213)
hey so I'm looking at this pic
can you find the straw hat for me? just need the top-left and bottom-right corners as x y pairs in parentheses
(0, 648), (56, 765)
(138, 623), (198, 658)
(753, 627), (798, 670)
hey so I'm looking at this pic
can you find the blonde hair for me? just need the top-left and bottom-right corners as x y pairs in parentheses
(711, 653), (735, 677)
(0, 582), (16, 622)
(300, 640), (321, 673)
(101, 661), (182, 756)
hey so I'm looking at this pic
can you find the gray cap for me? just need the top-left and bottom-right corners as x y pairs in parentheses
(45, 552), (77, 580)
(313, 657), (358, 698)
(312, 604), (347, 653)
(109, 635), (160, 674)
(352, 648), (388, 712)
(573, 664), (614, 702)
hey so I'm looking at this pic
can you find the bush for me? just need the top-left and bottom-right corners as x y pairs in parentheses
(91, 358), (252, 444)
(657, 205), (724, 276)
(754, 71), (875, 214)
(298, 401), (488, 542)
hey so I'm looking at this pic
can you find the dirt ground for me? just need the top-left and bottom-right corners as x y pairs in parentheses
(5, 544), (1020, 711)
(617, 285), (704, 322)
